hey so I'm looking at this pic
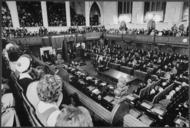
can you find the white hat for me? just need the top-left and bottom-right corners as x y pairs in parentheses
(16, 56), (31, 73)
(5, 43), (14, 50)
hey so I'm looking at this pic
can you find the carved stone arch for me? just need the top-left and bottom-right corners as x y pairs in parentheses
(89, 1), (103, 25)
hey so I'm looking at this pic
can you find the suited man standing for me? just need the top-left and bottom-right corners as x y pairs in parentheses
(80, 42), (86, 63)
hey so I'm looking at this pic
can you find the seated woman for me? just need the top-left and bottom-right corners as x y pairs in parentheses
(4, 42), (15, 61)
(6, 44), (22, 73)
(16, 54), (34, 94)
(55, 105), (93, 127)
(36, 74), (64, 126)
(26, 81), (41, 109)
(1, 78), (20, 127)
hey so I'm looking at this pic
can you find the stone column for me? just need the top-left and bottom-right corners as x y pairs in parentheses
(41, 1), (48, 27)
(66, 1), (71, 27)
(85, 1), (90, 26)
(6, 1), (20, 28)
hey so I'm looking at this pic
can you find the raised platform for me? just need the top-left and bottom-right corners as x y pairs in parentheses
(99, 69), (137, 83)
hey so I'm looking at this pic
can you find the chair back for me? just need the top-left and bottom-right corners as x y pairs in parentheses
(22, 93), (44, 127)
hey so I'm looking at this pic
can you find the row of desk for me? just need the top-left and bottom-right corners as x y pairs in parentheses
(56, 64), (134, 126)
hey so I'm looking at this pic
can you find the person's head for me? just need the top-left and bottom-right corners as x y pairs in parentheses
(37, 74), (63, 103)
(57, 54), (62, 60)
(5, 42), (14, 51)
(2, 38), (8, 50)
(117, 76), (127, 88)
(55, 106), (93, 127)
(69, 93), (80, 107)
(1, 78), (9, 95)
(35, 66), (46, 79)
(16, 54), (32, 73)
(7, 45), (22, 62)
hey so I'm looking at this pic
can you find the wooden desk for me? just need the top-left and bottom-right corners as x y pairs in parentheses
(123, 114), (148, 127)
(57, 65), (131, 125)
(64, 81), (130, 125)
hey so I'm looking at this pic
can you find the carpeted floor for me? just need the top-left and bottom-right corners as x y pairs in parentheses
(79, 60), (98, 76)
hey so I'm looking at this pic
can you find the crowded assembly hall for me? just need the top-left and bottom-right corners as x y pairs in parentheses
(1, 0), (189, 127)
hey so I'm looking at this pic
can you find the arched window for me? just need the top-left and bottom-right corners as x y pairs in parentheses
(182, 1), (189, 21)
(90, 2), (101, 26)
(2, 2), (13, 27)
(47, 1), (66, 26)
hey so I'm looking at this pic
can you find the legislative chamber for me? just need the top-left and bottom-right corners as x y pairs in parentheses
(1, 0), (189, 127)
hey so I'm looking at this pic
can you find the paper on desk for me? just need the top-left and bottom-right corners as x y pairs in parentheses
(92, 89), (100, 95)
(151, 107), (165, 116)
(141, 102), (152, 109)
(126, 94), (135, 101)
(104, 96), (114, 102)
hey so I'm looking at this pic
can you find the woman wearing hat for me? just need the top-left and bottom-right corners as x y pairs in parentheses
(16, 54), (34, 94)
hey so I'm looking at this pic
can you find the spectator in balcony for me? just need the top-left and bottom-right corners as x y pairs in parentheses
(171, 24), (178, 36)
(147, 19), (156, 35)
(47, 2), (67, 26)
(7, 45), (22, 73)
(16, 55), (35, 94)
(36, 74), (64, 126)
(179, 24), (185, 33)
(55, 105), (93, 127)
(17, 1), (43, 27)
(2, 2), (13, 28)
(1, 78), (20, 127)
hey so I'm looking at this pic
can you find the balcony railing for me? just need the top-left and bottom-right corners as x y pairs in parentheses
(10, 32), (189, 48)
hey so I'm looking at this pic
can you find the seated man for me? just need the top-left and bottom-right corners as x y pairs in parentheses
(36, 74), (63, 126)
(121, 56), (126, 65)
(55, 53), (64, 65)
(55, 105), (93, 127)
